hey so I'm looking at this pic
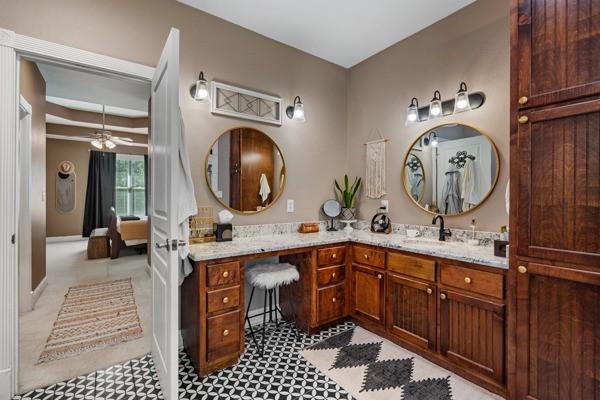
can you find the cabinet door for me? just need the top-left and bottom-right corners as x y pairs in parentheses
(317, 283), (345, 325)
(515, 262), (600, 400)
(440, 289), (505, 384)
(515, 0), (600, 109)
(516, 98), (600, 267)
(387, 274), (436, 351)
(352, 264), (385, 325)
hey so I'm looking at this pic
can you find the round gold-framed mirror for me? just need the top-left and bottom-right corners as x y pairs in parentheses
(205, 127), (286, 214)
(401, 123), (500, 216)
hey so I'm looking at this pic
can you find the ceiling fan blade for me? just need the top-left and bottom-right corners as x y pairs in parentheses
(113, 136), (133, 142)
(112, 138), (134, 146)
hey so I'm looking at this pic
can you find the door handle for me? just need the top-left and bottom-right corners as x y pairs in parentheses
(155, 240), (169, 249)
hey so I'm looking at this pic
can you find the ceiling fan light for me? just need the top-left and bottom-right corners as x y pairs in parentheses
(453, 82), (471, 113)
(91, 139), (103, 149)
(105, 139), (116, 150)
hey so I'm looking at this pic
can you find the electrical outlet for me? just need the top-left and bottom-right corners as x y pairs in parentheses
(287, 199), (294, 213)
(381, 199), (389, 212)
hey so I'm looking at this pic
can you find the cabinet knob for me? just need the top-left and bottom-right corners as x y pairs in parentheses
(377, 273), (383, 280)
(222, 271), (229, 278)
(332, 272), (336, 279)
(364, 254), (369, 260)
(518, 96), (529, 105)
(426, 288), (433, 295)
(332, 253), (337, 259)
(223, 329), (229, 337)
(518, 115), (529, 124)
(222, 297), (229, 304)
(464, 277), (472, 284)
(518, 265), (527, 274)
(440, 293), (447, 300)
(332, 297), (336, 303)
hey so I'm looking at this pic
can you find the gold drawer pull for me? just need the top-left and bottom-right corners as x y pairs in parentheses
(331, 253), (337, 259)
(222, 297), (229, 304)
(426, 288), (433, 295)
(518, 96), (528, 105)
(223, 329), (229, 337)
(364, 254), (369, 260)
(332, 272), (336, 279)
(377, 273), (383, 280)
(518, 115), (529, 124)
(464, 277), (472, 284)
(332, 297), (336, 303)
(440, 293), (447, 300)
(518, 265), (527, 274)
(222, 271), (229, 278)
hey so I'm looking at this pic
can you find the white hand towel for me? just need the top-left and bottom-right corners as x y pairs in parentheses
(176, 108), (198, 285)
(259, 173), (271, 203)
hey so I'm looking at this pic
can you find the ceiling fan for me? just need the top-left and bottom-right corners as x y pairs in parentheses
(77, 105), (134, 150)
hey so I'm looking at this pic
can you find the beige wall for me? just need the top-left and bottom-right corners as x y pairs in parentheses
(46, 137), (147, 237)
(20, 60), (46, 289)
(346, 0), (510, 231)
(0, 0), (349, 225)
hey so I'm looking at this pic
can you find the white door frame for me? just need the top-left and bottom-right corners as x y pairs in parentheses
(0, 28), (155, 399)
(17, 95), (32, 314)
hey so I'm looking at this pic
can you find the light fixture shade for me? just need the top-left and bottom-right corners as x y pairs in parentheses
(105, 140), (116, 150)
(428, 90), (443, 120)
(453, 82), (471, 113)
(405, 97), (420, 125)
(431, 132), (439, 147)
(193, 71), (209, 101)
(286, 96), (305, 122)
(91, 139), (103, 149)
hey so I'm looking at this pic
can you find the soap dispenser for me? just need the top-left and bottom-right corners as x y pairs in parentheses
(467, 219), (480, 246)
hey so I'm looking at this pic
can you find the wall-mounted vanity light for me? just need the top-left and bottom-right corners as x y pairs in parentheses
(423, 131), (438, 147)
(189, 71), (210, 101)
(428, 90), (443, 120)
(286, 96), (305, 122)
(405, 97), (419, 125)
(453, 82), (471, 113)
(404, 82), (485, 124)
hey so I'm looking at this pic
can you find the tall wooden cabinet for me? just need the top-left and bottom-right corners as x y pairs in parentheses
(510, 0), (600, 398)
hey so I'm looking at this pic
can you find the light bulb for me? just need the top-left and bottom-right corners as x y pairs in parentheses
(431, 137), (439, 147)
(453, 82), (471, 113)
(430, 102), (442, 116)
(428, 90), (443, 120)
(105, 140), (116, 149)
(91, 139), (102, 149)
(193, 72), (209, 101)
(405, 97), (419, 125)
(293, 102), (305, 121)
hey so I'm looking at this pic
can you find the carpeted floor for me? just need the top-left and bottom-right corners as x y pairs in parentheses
(18, 239), (151, 394)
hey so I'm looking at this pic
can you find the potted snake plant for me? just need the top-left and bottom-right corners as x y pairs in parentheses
(334, 175), (362, 220)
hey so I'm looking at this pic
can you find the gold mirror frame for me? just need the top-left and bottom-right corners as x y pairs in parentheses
(205, 126), (287, 214)
(401, 123), (500, 217)
(404, 153), (426, 203)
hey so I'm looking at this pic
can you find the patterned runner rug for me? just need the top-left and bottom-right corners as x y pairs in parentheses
(38, 278), (143, 364)
(302, 326), (502, 400)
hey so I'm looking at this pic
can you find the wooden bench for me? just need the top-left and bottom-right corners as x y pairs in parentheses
(87, 228), (110, 259)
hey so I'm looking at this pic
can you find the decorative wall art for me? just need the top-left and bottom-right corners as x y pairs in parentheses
(364, 129), (388, 199)
(55, 160), (76, 213)
(211, 81), (282, 125)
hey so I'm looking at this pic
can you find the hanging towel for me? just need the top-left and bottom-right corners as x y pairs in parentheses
(176, 108), (198, 285)
(460, 158), (479, 211)
(441, 164), (462, 214)
(259, 173), (271, 203)
(366, 140), (386, 198)
(409, 170), (423, 200)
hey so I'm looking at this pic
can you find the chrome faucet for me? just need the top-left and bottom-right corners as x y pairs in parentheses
(432, 215), (452, 241)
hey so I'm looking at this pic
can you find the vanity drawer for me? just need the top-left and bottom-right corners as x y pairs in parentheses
(317, 265), (345, 287)
(352, 246), (386, 269)
(317, 283), (345, 324)
(207, 261), (240, 288)
(207, 286), (240, 314)
(206, 310), (241, 363)
(388, 253), (436, 282)
(440, 264), (504, 299)
(317, 246), (346, 266)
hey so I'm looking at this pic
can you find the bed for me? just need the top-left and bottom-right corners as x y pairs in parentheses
(107, 207), (148, 259)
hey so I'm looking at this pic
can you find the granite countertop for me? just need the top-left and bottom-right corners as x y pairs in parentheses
(188, 230), (508, 269)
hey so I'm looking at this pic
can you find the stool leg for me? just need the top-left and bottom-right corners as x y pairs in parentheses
(274, 287), (279, 327)
(261, 288), (268, 356)
(245, 286), (259, 351)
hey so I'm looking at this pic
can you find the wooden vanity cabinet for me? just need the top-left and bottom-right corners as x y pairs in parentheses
(386, 273), (436, 351)
(351, 263), (385, 326)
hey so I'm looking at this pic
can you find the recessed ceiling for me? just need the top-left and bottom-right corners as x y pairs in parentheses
(46, 97), (148, 118)
(37, 62), (150, 112)
(177, 0), (477, 68)
(46, 114), (148, 135)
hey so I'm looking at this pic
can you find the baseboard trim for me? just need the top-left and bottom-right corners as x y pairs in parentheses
(30, 276), (47, 309)
(46, 235), (86, 243)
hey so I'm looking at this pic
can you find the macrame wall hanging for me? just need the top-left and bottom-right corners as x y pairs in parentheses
(364, 129), (388, 199)
(55, 160), (76, 213)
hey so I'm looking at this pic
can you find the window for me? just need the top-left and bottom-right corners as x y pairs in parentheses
(115, 154), (146, 216)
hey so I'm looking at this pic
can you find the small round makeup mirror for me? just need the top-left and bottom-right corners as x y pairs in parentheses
(322, 199), (341, 231)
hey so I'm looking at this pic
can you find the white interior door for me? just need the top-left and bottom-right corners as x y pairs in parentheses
(150, 28), (180, 400)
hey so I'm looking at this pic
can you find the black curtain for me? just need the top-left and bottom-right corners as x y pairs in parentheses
(144, 154), (149, 216)
(82, 151), (116, 237)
